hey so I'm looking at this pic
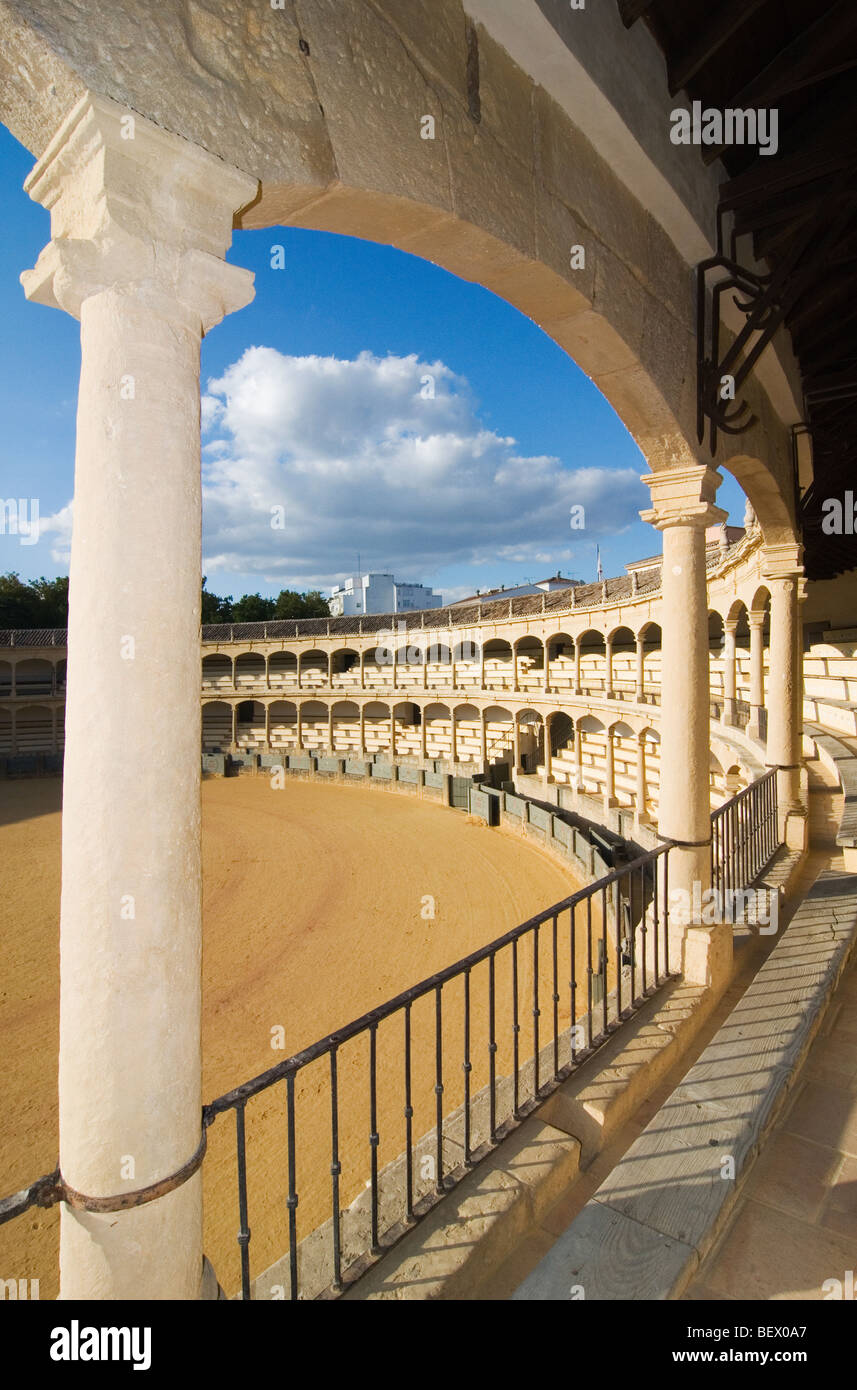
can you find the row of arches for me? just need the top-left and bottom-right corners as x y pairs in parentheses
(203, 698), (752, 817)
(0, 658), (66, 698)
(0, 703), (64, 753)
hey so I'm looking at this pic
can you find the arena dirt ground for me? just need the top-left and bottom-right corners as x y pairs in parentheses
(0, 774), (587, 1298)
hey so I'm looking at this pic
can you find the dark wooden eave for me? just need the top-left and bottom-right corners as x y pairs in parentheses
(619, 0), (857, 581)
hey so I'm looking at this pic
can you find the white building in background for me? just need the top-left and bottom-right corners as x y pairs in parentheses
(329, 572), (443, 617)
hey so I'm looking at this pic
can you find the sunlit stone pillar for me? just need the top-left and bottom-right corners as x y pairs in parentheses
(605, 638), (614, 699)
(635, 636), (645, 702)
(603, 728), (615, 808)
(297, 704), (304, 751)
(642, 466), (730, 981)
(574, 641), (582, 695)
(573, 724), (583, 797)
(747, 610), (766, 739)
(328, 704), (335, 752)
(360, 649), (365, 691)
(231, 704), (238, 749)
(480, 710), (487, 764)
(22, 93), (256, 1300)
(544, 713), (553, 784)
(513, 644), (520, 693)
(635, 732), (648, 822)
(450, 708), (457, 763)
(420, 710), (427, 761)
(514, 715), (522, 773)
(265, 703), (272, 751)
(543, 641), (550, 695)
(721, 620), (738, 726)
(763, 546), (807, 848)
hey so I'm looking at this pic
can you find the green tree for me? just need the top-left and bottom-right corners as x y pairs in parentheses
(231, 592), (277, 623)
(274, 588), (330, 619)
(0, 572), (69, 628)
(201, 577), (233, 624)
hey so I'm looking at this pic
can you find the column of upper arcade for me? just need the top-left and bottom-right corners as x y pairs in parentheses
(20, 92), (257, 332)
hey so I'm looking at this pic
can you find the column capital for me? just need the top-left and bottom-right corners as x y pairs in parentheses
(20, 92), (257, 329)
(639, 464), (728, 531)
(748, 609), (767, 628)
(760, 541), (804, 582)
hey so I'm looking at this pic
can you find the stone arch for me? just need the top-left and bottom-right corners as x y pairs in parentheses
(268, 650), (299, 687)
(202, 652), (233, 690)
(299, 649), (329, 688)
(234, 651), (265, 689)
(202, 700), (232, 750)
(13, 658), (53, 697)
(268, 698), (297, 749)
(483, 638), (513, 691)
(330, 648), (360, 686)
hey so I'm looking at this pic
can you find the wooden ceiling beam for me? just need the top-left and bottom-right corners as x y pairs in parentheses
(618, 0), (657, 27)
(724, 1), (857, 107)
(667, 0), (770, 94)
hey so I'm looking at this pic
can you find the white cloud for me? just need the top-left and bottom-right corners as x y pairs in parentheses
(39, 502), (73, 564)
(200, 347), (646, 589)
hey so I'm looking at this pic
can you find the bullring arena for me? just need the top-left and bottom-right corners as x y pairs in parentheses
(3, 520), (857, 1299)
(1, 0), (856, 1311)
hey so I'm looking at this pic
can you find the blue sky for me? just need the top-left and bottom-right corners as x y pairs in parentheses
(0, 121), (746, 605)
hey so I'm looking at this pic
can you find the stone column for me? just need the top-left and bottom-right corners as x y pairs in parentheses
(11, 663), (16, 698)
(721, 621), (737, 726)
(641, 466), (730, 980)
(605, 639), (614, 699)
(328, 704), (335, 753)
(574, 642), (582, 695)
(360, 649), (365, 691)
(231, 704), (238, 749)
(10, 707), (17, 755)
(450, 709), (457, 763)
(265, 703), (271, 751)
(21, 93), (256, 1299)
(635, 636), (645, 702)
(543, 641), (551, 695)
(747, 610), (766, 738)
(573, 725), (583, 797)
(297, 654), (303, 690)
(480, 710), (488, 764)
(603, 728), (615, 808)
(52, 705), (59, 755)
(763, 547), (807, 847)
(420, 710), (427, 761)
(635, 732), (647, 821)
(479, 645), (485, 692)
(390, 707), (397, 758)
(296, 704), (304, 751)
(514, 716), (522, 773)
(513, 644), (520, 693)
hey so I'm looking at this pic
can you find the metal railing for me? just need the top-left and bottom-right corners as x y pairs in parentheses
(201, 842), (676, 1299)
(711, 767), (779, 899)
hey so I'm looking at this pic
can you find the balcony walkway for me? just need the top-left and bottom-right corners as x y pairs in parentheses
(503, 848), (857, 1301)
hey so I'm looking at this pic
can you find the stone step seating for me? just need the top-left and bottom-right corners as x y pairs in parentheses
(803, 722), (857, 861)
(512, 859), (857, 1301)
